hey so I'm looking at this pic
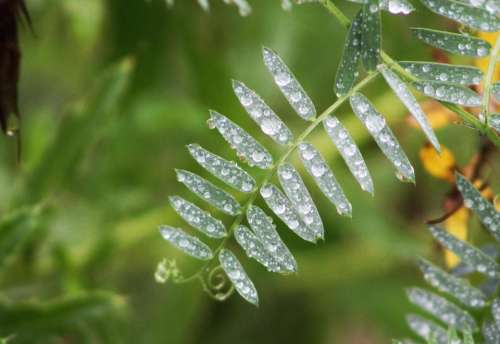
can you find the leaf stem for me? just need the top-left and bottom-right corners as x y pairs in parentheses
(482, 33), (500, 124)
(175, 71), (379, 286)
(319, 0), (350, 29)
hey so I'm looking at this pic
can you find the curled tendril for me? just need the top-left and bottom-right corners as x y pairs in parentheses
(198, 265), (234, 301)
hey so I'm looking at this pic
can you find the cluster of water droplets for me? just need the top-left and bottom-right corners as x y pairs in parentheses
(221, 0), (252, 16)
(350, 93), (415, 182)
(406, 314), (449, 344)
(323, 116), (374, 194)
(466, 0), (500, 14)
(188, 144), (256, 193)
(260, 183), (316, 243)
(169, 196), (227, 238)
(420, 0), (500, 31)
(298, 143), (352, 216)
(262, 47), (316, 120)
(246, 206), (297, 272)
(489, 115), (500, 132)
(492, 83), (500, 101)
(277, 164), (325, 240)
(207, 110), (273, 169)
(491, 299), (500, 327)
(380, 66), (440, 152)
(159, 225), (213, 260)
(407, 287), (478, 332)
(482, 320), (500, 343)
(232, 80), (293, 145)
(234, 225), (282, 273)
(400, 62), (483, 86)
(380, 0), (414, 14)
(176, 169), (241, 216)
(456, 173), (500, 241)
(417, 258), (487, 308)
(218, 249), (259, 305)
(412, 28), (491, 57)
(429, 225), (500, 278)
(414, 81), (482, 107)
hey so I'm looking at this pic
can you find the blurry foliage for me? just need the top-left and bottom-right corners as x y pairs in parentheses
(0, 0), (496, 343)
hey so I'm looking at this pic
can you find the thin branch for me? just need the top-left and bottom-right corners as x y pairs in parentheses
(319, 0), (350, 29)
(483, 34), (500, 125)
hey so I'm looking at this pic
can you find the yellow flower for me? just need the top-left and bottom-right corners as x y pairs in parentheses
(419, 143), (456, 182)
(444, 208), (470, 268)
(475, 32), (500, 82)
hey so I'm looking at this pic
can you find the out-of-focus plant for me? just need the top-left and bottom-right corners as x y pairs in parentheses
(0, 59), (133, 343)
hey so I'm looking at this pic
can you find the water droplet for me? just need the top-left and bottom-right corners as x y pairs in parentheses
(365, 115), (386, 134)
(275, 72), (291, 86)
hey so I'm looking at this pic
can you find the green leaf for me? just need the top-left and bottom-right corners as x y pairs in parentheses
(246, 205), (297, 273)
(399, 61), (483, 86)
(208, 110), (274, 169)
(482, 320), (500, 344)
(176, 170), (241, 216)
(219, 249), (259, 306)
(350, 92), (415, 183)
(298, 142), (352, 216)
(277, 163), (324, 240)
(492, 83), (500, 102)
(417, 258), (487, 308)
(342, 0), (415, 15)
(492, 298), (500, 332)
(418, 0), (500, 32)
(489, 114), (500, 132)
(169, 196), (227, 239)
(234, 225), (282, 273)
(428, 225), (500, 278)
(406, 287), (478, 332)
(406, 314), (448, 344)
(334, 10), (363, 97)
(411, 28), (491, 57)
(323, 115), (374, 195)
(379, 65), (440, 152)
(262, 47), (316, 120)
(159, 225), (214, 260)
(187, 144), (256, 193)
(460, 0), (499, 16)
(456, 173), (500, 241)
(260, 183), (316, 243)
(413, 81), (482, 107)
(361, 4), (381, 71)
(232, 80), (294, 145)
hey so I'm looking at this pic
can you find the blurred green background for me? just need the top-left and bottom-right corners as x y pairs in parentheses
(0, 0), (496, 343)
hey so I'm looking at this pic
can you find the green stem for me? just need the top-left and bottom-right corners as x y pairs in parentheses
(319, 0), (350, 28)
(176, 71), (379, 285)
(482, 33), (500, 124)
